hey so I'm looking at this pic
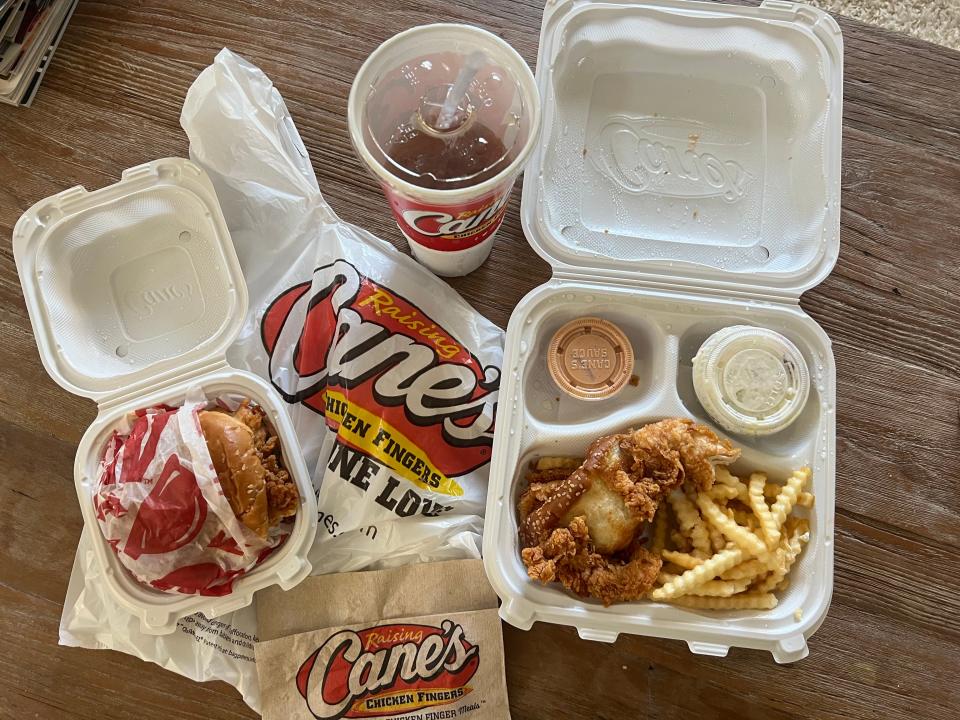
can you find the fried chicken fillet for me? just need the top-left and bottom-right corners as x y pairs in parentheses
(519, 418), (739, 605)
(200, 401), (300, 538)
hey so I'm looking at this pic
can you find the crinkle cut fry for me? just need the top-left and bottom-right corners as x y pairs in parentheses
(650, 505), (669, 554)
(747, 471), (781, 550)
(715, 466), (749, 500)
(666, 593), (778, 610)
(708, 484), (741, 501)
(715, 466), (739, 486)
(668, 490), (711, 558)
(704, 519), (726, 552)
(669, 530), (692, 552)
(661, 549), (703, 570)
(720, 557), (770, 581)
(651, 547), (744, 600)
(696, 493), (769, 558)
(770, 468), (811, 530)
(754, 527), (808, 593)
(765, 483), (814, 508)
(723, 506), (760, 530)
(723, 503), (756, 525)
(656, 572), (749, 597)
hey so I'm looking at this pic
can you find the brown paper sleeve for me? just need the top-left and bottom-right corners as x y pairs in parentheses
(256, 559), (498, 642)
(255, 607), (510, 720)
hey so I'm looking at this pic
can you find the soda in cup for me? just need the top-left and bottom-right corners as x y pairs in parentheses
(348, 24), (541, 276)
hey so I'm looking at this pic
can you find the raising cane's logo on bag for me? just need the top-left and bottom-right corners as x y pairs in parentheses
(295, 619), (479, 719)
(260, 259), (498, 532)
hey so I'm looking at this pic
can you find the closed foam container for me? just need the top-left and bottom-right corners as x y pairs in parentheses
(482, 0), (842, 662)
(13, 158), (319, 635)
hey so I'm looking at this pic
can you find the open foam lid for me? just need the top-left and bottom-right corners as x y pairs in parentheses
(13, 158), (248, 403)
(522, 0), (843, 296)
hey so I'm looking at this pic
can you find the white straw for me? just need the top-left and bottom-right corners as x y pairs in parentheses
(435, 50), (487, 131)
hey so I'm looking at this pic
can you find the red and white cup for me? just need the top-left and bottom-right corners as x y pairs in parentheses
(348, 24), (541, 277)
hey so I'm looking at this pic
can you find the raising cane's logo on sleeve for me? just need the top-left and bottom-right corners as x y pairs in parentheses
(296, 620), (480, 719)
(261, 260), (499, 495)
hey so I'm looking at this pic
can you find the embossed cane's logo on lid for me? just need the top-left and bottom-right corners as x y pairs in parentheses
(588, 116), (753, 202)
(123, 282), (194, 319)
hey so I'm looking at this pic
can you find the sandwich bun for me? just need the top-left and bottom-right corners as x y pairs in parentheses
(199, 410), (270, 538)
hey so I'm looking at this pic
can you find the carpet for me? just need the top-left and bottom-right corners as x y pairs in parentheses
(805, 0), (960, 51)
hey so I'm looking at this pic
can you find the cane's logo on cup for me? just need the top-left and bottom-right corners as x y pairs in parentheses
(589, 116), (752, 202)
(261, 260), (498, 491)
(384, 181), (514, 252)
(296, 620), (480, 719)
(400, 192), (510, 240)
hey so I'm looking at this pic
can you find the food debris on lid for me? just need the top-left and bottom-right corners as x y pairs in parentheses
(547, 317), (634, 401)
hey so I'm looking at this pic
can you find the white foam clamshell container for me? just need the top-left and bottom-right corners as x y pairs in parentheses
(14, 158), (318, 635)
(483, 0), (842, 662)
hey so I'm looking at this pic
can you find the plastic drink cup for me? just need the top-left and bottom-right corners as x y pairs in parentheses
(348, 24), (541, 277)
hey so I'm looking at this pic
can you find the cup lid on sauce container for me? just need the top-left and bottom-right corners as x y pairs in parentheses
(547, 317), (634, 400)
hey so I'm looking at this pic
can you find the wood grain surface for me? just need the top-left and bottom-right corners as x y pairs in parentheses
(1, 1), (959, 719)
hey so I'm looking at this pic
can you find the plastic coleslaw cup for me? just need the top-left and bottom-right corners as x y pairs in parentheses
(693, 325), (811, 436)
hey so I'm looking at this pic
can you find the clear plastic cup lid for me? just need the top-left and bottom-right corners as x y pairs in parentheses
(692, 326), (810, 436)
(357, 25), (535, 191)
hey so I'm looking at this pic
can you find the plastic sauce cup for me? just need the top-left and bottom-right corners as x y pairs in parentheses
(692, 325), (811, 436)
(547, 317), (634, 400)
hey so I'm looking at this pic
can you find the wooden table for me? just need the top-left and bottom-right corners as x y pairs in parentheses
(2, 1), (958, 718)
